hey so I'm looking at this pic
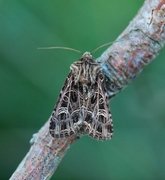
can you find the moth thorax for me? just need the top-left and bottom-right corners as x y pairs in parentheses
(70, 54), (102, 84)
(71, 65), (101, 85)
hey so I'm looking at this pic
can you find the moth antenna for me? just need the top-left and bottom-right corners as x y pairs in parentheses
(37, 46), (83, 55)
(91, 39), (125, 55)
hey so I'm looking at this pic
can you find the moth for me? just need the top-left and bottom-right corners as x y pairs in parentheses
(49, 51), (113, 141)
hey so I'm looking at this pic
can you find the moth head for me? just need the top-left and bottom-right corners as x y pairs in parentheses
(81, 52), (92, 59)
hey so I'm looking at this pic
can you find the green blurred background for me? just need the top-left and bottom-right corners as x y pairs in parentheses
(0, 0), (165, 179)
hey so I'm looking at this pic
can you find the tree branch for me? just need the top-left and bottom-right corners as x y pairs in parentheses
(10, 0), (165, 179)
(97, 0), (165, 98)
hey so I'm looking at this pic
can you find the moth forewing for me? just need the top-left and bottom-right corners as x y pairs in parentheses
(49, 73), (76, 138)
(49, 52), (113, 140)
(86, 73), (113, 140)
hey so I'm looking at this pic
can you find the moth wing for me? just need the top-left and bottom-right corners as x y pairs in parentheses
(49, 73), (78, 138)
(83, 75), (113, 140)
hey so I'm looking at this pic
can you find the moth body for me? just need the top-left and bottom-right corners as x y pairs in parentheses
(49, 52), (113, 140)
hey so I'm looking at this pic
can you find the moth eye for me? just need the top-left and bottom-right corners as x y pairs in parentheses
(91, 94), (97, 104)
(71, 91), (77, 102)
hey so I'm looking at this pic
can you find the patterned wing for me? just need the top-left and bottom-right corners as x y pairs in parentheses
(49, 53), (113, 141)
(49, 73), (80, 138)
(83, 72), (113, 140)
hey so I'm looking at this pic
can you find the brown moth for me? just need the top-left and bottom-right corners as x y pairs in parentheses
(49, 52), (113, 140)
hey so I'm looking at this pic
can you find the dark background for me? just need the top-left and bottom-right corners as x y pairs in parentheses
(0, 0), (165, 179)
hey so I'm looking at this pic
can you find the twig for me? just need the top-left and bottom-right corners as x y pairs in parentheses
(10, 0), (165, 179)
(97, 0), (165, 97)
